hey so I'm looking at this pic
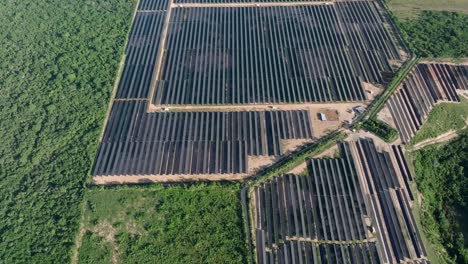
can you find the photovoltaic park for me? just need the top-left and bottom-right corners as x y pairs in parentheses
(93, 0), (406, 183)
(89, 0), (468, 262)
(252, 138), (429, 263)
(385, 63), (468, 143)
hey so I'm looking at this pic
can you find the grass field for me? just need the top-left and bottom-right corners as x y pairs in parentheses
(76, 184), (247, 264)
(77, 232), (113, 264)
(411, 97), (468, 144)
(388, 0), (468, 19)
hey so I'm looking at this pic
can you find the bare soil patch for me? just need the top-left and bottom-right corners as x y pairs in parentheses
(309, 103), (361, 138)
(411, 129), (462, 150)
(377, 105), (397, 129)
(248, 155), (277, 174)
(362, 82), (384, 101)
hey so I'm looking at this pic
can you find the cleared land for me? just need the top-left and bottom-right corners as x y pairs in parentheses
(411, 96), (468, 144)
(388, 0), (468, 19)
(76, 184), (247, 264)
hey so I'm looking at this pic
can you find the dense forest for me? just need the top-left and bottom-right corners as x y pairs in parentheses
(78, 184), (247, 263)
(362, 119), (399, 143)
(413, 133), (468, 263)
(396, 10), (468, 58)
(0, 0), (135, 262)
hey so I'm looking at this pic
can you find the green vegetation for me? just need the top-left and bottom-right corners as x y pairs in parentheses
(412, 97), (468, 144)
(412, 133), (468, 263)
(77, 184), (246, 264)
(396, 11), (468, 58)
(360, 57), (418, 122)
(0, 0), (135, 262)
(388, 0), (468, 20)
(250, 131), (346, 186)
(362, 119), (399, 143)
(77, 232), (113, 264)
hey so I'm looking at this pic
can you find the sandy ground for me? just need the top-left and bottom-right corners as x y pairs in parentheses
(362, 82), (385, 101)
(419, 58), (468, 66)
(287, 162), (308, 175)
(286, 142), (339, 175)
(149, 101), (367, 113)
(377, 105), (397, 129)
(309, 103), (362, 138)
(248, 155), (277, 174)
(171, 1), (335, 8)
(92, 173), (250, 185)
(346, 129), (399, 151)
(281, 138), (314, 154)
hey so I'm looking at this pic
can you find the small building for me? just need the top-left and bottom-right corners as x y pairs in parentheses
(318, 112), (327, 121)
(353, 106), (366, 114)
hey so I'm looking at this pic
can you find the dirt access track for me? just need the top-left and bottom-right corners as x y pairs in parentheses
(171, 1), (335, 8)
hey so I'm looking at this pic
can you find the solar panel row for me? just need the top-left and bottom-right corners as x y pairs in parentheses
(386, 63), (467, 143)
(353, 138), (427, 263)
(174, 0), (361, 3)
(153, 2), (400, 105)
(253, 138), (429, 263)
(138, 0), (170, 11)
(93, 140), (247, 176)
(93, 101), (313, 176)
(256, 239), (381, 264)
(391, 145), (414, 200)
(116, 12), (166, 98)
(254, 142), (374, 263)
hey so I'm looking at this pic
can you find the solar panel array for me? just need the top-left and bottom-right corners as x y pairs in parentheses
(391, 145), (414, 200)
(116, 11), (166, 99)
(153, 1), (400, 106)
(95, 0), (407, 181)
(174, 0), (361, 4)
(253, 138), (430, 264)
(353, 138), (427, 263)
(253, 142), (381, 263)
(138, 0), (170, 11)
(92, 101), (313, 176)
(386, 63), (466, 143)
(255, 240), (380, 264)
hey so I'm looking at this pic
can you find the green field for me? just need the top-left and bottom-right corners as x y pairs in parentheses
(77, 232), (114, 264)
(76, 184), (247, 264)
(388, 0), (468, 19)
(411, 97), (468, 144)
(0, 0), (135, 262)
